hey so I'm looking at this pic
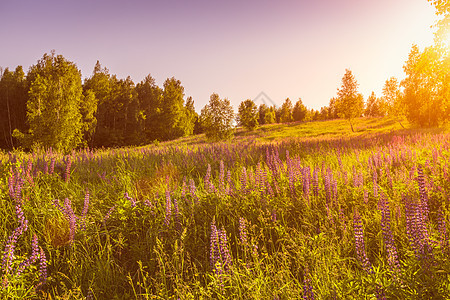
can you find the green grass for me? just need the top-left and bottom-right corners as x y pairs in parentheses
(1, 117), (450, 299)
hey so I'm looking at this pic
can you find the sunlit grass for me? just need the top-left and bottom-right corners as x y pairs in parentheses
(1, 117), (450, 299)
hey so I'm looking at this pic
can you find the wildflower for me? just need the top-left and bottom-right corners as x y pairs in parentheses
(37, 247), (48, 288)
(164, 190), (172, 226)
(16, 234), (39, 276)
(124, 192), (136, 208)
(302, 271), (315, 300)
(103, 205), (116, 222)
(218, 227), (232, 273)
(312, 167), (319, 197)
(238, 217), (248, 246)
(189, 179), (197, 201)
(64, 198), (77, 242)
(240, 167), (247, 192)
(379, 192), (401, 280)
(210, 221), (220, 271)
(353, 210), (372, 273)
(417, 165), (429, 220)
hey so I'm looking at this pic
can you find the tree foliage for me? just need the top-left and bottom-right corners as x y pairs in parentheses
(200, 93), (234, 141)
(0, 66), (27, 149)
(292, 98), (308, 122)
(15, 52), (84, 152)
(401, 45), (448, 126)
(383, 77), (404, 126)
(336, 69), (364, 132)
(279, 98), (293, 123)
(365, 91), (385, 117)
(237, 99), (258, 130)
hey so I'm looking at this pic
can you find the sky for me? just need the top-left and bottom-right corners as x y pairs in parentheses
(0, 0), (440, 112)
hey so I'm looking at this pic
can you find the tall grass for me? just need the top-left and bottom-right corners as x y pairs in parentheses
(0, 120), (450, 299)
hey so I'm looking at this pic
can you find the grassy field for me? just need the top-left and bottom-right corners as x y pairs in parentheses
(1, 117), (450, 299)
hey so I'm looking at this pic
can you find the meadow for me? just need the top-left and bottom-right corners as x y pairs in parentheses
(1, 117), (450, 299)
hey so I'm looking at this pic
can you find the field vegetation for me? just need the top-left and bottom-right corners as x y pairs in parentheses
(1, 118), (450, 299)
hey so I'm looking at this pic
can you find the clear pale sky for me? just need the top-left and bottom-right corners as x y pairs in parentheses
(0, 0), (439, 112)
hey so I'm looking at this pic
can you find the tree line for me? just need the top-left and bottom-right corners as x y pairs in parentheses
(0, 0), (448, 152)
(0, 52), (199, 152)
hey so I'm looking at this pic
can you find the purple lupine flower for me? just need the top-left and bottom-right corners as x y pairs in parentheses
(312, 168), (319, 197)
(210, 221), (220, 272)
(124, 192), (137, 208)
(271, 210), (277, 222)
(378, 193), (401, 280)
(16, 234), (39, 276)
(238, 217), (248, 246)
(218, 227), (232, 273)
(363, 189), (369, 205)
(173, 198), (180, 227)
(37, 247), (48, 289)
(226, 170), (232, 195)
(3, 201), (29, 276)
(267, 181), (274, 197)
(42, 158), (48, 175)
(164, 190), (172, 226)
(375, 284), (387, 300)
(189, 179), (198, 203)
(25, 159), (34, 185)
(204, 164), (212, 193)
(416, 165), (429, 221)
(323, 169), (332, 205)
(103, 205), (116, 222)
(240, 167), (247, 192)
(64, 198), (77, 242)
(302, 272), (315, 300)
(353, 210), (372, 273)
(302, 167), (310, 203)
(181, 178), (187, 199)
(288, 162), (295, 198)
(144, 199), (155, 214)
(404, 195), (432, 263)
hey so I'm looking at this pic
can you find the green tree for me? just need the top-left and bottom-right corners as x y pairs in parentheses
(237, 99), (258, 130)
(318, 106), (329, 120)
(200, 93), (235, 141)
(181, 96), (197, 136)
(0, 66), (27, 149)
(161, 77), (191, 140)
(264, 106), (276, 124)
(258, 104), (269, 125)
(336, 69), (364, 132)
(279, 98), (293, 123)
(365, 91), (385, 117)
(401, 45), (444, 126)
(328, 97), (340, 119)
(16, 52), (84, 152)
(383, 77), (405, 126)
(80, 89), (98, 147)
(292, 98), (308, 122)
(83, 61), (113, 147)
(136, 74), (163, 142)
